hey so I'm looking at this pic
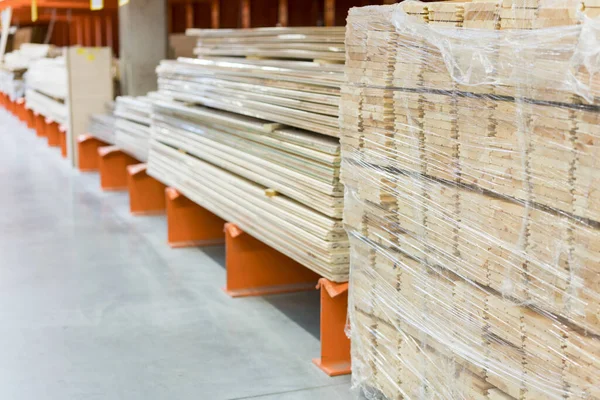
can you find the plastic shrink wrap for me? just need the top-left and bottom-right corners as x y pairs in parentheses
(341, 1), (600, 399)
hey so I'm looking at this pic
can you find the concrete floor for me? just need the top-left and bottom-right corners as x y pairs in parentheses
(0, 110), (354, 399)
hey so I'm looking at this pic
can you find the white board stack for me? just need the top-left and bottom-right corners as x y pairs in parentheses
(114, 94), (157, 162)
(87, 101), (117, 145)
(25, 56), (68, 125)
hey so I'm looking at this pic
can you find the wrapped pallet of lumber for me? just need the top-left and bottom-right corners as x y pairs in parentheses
(148, 26), (349, 282)
(343, 2), (600, 399)
(87, 101), (117, 144)
(25, 56), (67, 125)
(114, 94), (157, 162)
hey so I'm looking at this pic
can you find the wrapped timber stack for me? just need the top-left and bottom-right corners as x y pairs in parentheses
(115, 94), (157, 162)
(25, 55), (67, 126)
(342, 1), (600, 399)
(87, 101), (117, 145)
(148, 27), (349, 281)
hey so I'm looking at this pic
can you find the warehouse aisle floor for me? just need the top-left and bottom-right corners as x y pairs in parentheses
(0, 110), (353, 400)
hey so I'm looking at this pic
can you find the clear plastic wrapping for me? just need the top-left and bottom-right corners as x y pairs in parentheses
(341, 2), (600, 399)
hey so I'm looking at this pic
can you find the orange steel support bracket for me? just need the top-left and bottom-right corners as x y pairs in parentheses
(46, 120), (60, 147)
(97, 146), (139, 191)
(77, 134), (108, 171)
(26, 108), (35, 129)
(165, 187), (225, 248)
(34, 113), (47, 138)
(223, 223), (320, 298)
(312, 278), (352, 376)
(16, 99), (26, 122)
(59, 126), (67, 158)
(127, 164), (166, 216)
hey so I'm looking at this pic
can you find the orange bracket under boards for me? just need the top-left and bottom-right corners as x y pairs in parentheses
(34, 113), (46, 138)
(312, 278), (352, 377)
(165, 187), (225, 248)
(59, 126), (67, 158)
(223, 223), (320, 298)
(16, 99), (26, 123)
(46, 119), (60, 147)
(26, 108), (35, 130)
(77, 134), (109, 171)
(97, 146), (139, 191)
(127, 164), (166, 216)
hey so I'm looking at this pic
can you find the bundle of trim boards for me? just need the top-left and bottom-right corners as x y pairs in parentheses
(148, 27), (349, 281)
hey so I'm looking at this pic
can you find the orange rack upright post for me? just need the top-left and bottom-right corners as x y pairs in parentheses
(59, 126), (68, 158)
(34, 113), (46, 138)
(223, 223), (320, 297)
(46, 120), (61, 147)
(77, 134), (109, 171)
(97, 146), (139, 191)
(312, 278), (352, 376)
(16, 99), (26, 122)
(165, 187), (225, 248)
(127, 164), (166, 216)
(25, 108), (35, 129)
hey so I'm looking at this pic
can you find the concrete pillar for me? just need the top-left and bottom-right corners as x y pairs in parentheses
(119, 0), (167, 96)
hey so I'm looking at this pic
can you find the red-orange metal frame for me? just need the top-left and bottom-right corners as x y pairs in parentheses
(59, 126), (68, 158)
(46, 119), (61, 147)
(165, 187), (225, 248)
(77, 134), (108, 171)
(97, 146), (139, 191)
(34, 113), (46, 139)
(312, 278), (352, 376)
(127, 164), (167, 216)
(223, 223), (319, 297)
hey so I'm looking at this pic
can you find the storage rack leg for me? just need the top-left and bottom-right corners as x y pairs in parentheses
(312, 278), (352, 376)
(34, 113), (46, 138)
(165, 187), (225, 248)
(26, 108), (35, 129)
(127, 164), (166, 216)
(97, 146), (139, 191)
(223, 223), (319, 297)
(46, 121), (61, 147)
(77, 134), (109, 171)
(59, 127), (67, 158)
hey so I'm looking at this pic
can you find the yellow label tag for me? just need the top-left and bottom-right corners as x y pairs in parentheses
(119, 0), (129, 6)
(31, 0), (38, 22)
(90, 0), (104, 10)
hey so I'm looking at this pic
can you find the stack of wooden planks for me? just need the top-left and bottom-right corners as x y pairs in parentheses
(188, 27), (346, 62)
(343, 2), (600, 399)
(148, 26), (349, 282)
(25, 56), (68, 125)
(87, 101), (116, 145)
(0, 44), (53, 101)
(114, 94), (156, 162)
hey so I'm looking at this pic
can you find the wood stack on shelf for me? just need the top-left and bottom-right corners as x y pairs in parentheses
(148, 26), (349, 282)
(343, 2), (600, 400)
(25, 55), (68, 125)
(0, 44), (52, 102)
(115, 95), (156, 162)
(88, 102), (117, 145)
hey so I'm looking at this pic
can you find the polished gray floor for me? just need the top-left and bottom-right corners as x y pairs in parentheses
(0, 110), (353, 399)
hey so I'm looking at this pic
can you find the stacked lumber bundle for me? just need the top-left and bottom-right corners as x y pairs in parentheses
(148, 26), (349, 281)
(114, 94), (155, 162)
(343, 2), (600, 400)
(25, 56), (67, 125)
(188, 27), (346, 61)
(0, 44), (52, 101)
(87, 101), (117, 144)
